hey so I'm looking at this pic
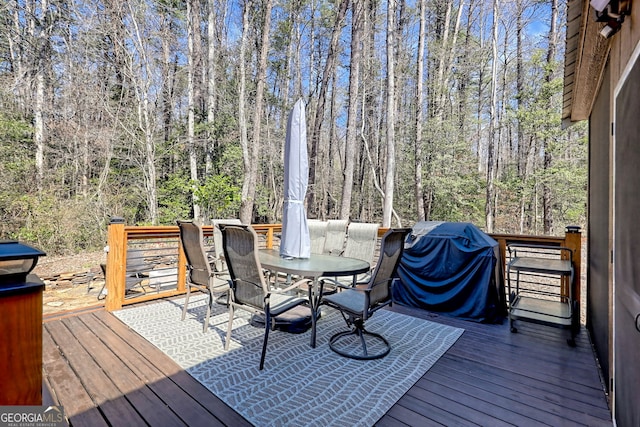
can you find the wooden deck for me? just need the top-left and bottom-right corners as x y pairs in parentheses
(42, 302), (612, 426)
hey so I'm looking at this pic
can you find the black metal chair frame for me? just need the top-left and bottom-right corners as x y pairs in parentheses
(221, 224), (310, 370)
(322, 228), (411, 360)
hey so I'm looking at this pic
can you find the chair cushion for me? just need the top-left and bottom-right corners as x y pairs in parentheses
(323, 289), (366, 316)
(269, 293), (308, 316)
(249, 305), (317, 334)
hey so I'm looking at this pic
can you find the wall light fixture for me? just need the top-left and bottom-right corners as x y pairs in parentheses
(591, 0), (631, 38)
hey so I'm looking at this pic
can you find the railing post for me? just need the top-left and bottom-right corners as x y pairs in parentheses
(177, 233), (187, 293)
(105, 217), (126, 311)
(497, 239), (507, 276)
(564, 225), (582, 304)
(265, 225), (274, 249)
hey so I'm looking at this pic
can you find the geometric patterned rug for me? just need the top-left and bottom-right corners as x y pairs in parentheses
(114, 295), (463, 427)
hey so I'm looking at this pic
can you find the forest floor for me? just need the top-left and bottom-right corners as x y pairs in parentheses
(34, 250), (107, 316)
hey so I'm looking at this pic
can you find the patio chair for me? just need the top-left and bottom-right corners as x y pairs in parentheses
(308, 220), (328, 255)
(322, 228), (411, 360)
(178, 220), (230, 333)
(97, 248), (148, 300)
(343, 222), (379, 279)
(220, 224), (310, 370)
(321, 222), (380, 290)
(323, 219), (348, 255)
(211, 219), (242, 272)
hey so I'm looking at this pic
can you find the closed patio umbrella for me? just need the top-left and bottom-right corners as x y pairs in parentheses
(280, 98), (311, 259)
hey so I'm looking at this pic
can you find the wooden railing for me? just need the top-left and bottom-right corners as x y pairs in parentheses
(488, 227), (582, 303)
(104, 219), (283, 311)
(104, 218), (581, 312)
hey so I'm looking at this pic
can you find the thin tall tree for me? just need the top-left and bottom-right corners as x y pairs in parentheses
(308, 0), (349, 217)
(414, 0), (427, 222)
(486, 0), (500, 232)
(382, 0), (397, 227)
(239, 0), (273, 223)
(187, 0), (202, 220)
(339, 0), (364, 220)
(542, 0), (559, 234)
(238, 0), (251, 223)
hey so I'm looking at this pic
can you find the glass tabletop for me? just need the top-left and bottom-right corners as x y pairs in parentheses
(259, 249), (370, 278)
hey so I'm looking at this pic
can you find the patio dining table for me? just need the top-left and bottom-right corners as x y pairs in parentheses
(258, 249), (370, 348)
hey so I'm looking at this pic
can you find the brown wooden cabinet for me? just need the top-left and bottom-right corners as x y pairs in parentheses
(0, 280), (44, 405)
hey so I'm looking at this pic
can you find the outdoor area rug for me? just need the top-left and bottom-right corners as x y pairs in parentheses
(115, 295), (464, 427)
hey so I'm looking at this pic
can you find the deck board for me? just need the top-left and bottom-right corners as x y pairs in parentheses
(64, 315), (187, 426)
(46, 318), (151, 426)
(92, 310), (250, 427)
(436, 354), (609, 414)
(381, 404), (443, 427)
(42, 328), (110, 427)
(76, 314), (216, 427)
(42, 301), (612, 426)
(385, 305), (612, 427)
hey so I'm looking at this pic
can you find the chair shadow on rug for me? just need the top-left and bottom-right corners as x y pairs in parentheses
(322, 228), (411, 360)
(220, 224), (311, 370)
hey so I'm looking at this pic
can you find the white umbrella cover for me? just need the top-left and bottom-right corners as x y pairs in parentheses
(280, 98), (311, 259)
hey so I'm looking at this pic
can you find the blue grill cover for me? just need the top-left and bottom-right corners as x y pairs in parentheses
(393, 222), (505, 323)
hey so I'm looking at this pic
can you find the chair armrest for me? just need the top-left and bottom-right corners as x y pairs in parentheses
(232, 278), (262, 292)
(320, 277), (355, 290)
(320, 272), (370, 289)
(209, 278), (231, 293)
(274, 278), (312, 294)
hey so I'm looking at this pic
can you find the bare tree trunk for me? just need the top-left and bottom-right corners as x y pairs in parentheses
(485, 0), (500, 232)
(439, 0), (465, 117)
(81, 133), (89, 197)
(238, 0), (251, 222)
(339, 0), (364, 220)
(187, 0), (201, 220)
(144, 117), (159, 224)
(516, 0), (524, 175)
(476, 4), (485, 173)
(382, 0), (397, 227)
(543, 0), (558, 234)
(434, 0), (452, 121)
(127, 2), (159, 224)
(239, 0), (273, 223)
(206, 0), (216, 176)
(32, 0), (50, 191)
(284, 11), (295, 103)
(308, 0), (317, 101)
(458, 2), (473, 146)
(516, 0), (526, 233)
(292, 9), (302, 99)
(358, 0), (379, 221)
(326, 67), (340, 218)
(160, 17), (175, 147)
(8, 1), (26, 114)
(308, 0), (348, 217)
(414, 0), (427, 222)
(34, 67), (45, 191)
